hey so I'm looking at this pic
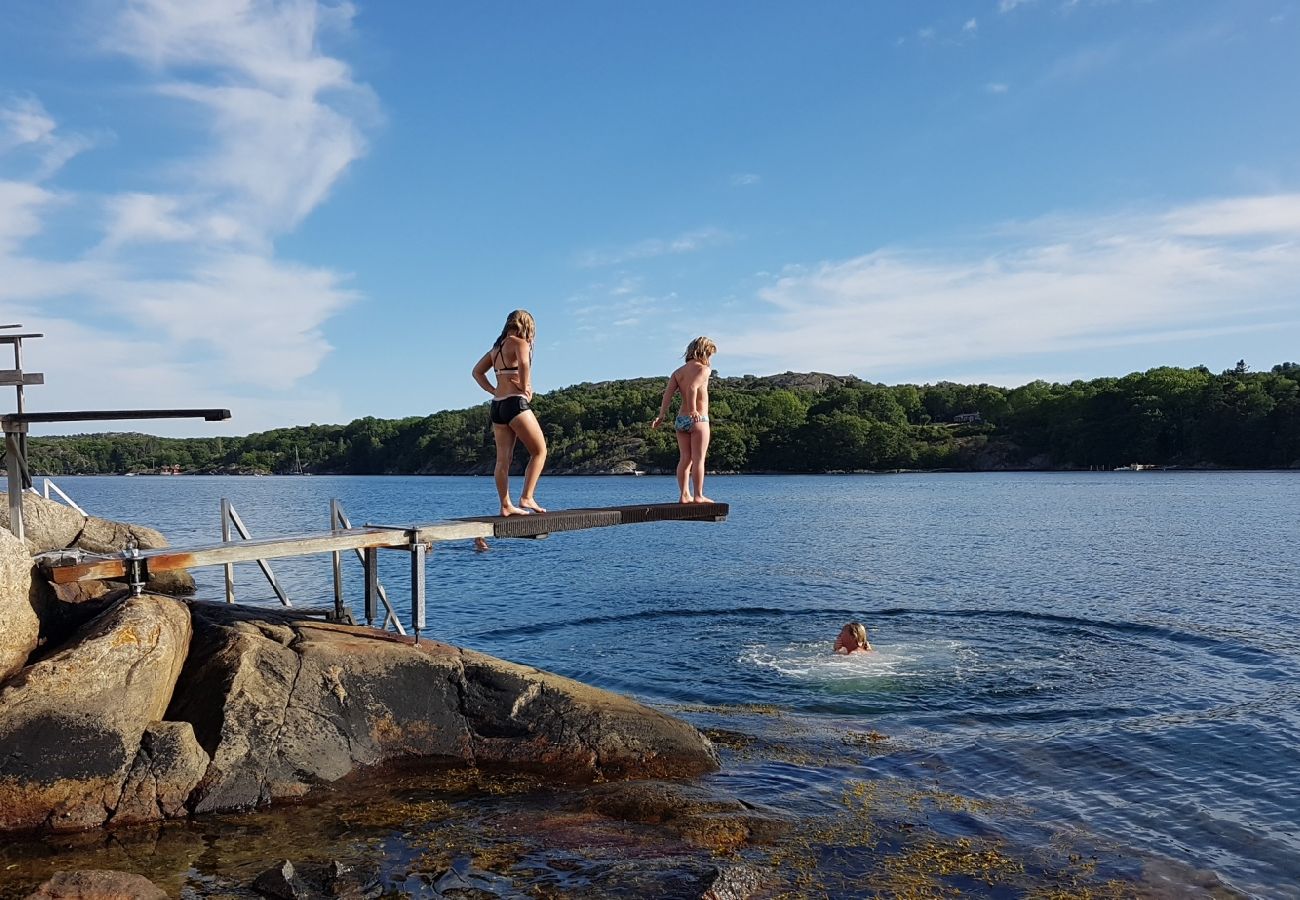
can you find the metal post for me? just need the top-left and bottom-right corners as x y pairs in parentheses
(363, 547), (378, 627)
(5, 429), (24, 541)
(220, 498), (234, 603)
(410, 539), (426, 643)
(12, 340), (29, 490)
(330, 499), (344, 621)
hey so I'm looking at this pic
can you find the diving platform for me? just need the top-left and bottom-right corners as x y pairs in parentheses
(35, 500), (729, 641)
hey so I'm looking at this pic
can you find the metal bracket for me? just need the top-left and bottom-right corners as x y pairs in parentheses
(123, 542), (149, 596)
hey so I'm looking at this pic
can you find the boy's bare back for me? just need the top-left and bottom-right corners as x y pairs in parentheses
(672, 360), (711, 418)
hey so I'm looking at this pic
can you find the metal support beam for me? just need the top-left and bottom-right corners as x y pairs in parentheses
(5, 430), (24, 542)
(221, 498), (234, 603)
(331, 500), (404, 634)
(363, 546), (379, 627)
(225, 502), (292, 607)
(410, 539), (427, 643)
(330, 499), (345, 622)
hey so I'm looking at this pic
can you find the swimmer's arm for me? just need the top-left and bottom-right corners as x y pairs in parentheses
(472, 352), (496, 396)
(652, 372), (679, 428)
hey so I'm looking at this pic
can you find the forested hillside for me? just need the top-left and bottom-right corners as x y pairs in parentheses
(26, 362), (1300, 475)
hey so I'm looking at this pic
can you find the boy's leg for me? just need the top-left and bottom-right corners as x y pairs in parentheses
(493, 424), (526, 516)
(675, 430), (692, 503)
(690, 422), (712, 503)
(511, 410), (548, 512)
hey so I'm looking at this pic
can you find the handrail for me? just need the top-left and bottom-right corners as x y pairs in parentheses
(41, 477), (87, 515)
(220, 498), (292, 607)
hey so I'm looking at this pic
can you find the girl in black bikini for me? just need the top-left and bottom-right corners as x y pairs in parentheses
(472, 310), (547, 516)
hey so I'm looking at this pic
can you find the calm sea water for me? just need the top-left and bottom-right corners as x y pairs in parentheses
(45, 472), (1300, 897)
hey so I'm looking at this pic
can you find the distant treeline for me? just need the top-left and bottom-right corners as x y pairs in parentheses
(26, 362), (1300, 476)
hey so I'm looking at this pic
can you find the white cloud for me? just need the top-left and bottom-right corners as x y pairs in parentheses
(0, 1), (376, 433)
(964, 18), (979, 32)
(998, 0), (1035, 12)
(720, 193), (1300, 380)
(0, 94), (94, 180)
(576, 227), (733, 268)
(985, 82), (1010, 93)
(730, 172), (761, 187)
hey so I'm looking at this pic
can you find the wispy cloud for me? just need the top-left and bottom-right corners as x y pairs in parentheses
(0, 0), (375, 432)
(730, 172), (761, 187)
(566, 277), (680, 338)
(575, 227), (733, 268)
(720, 193), (1300, 381)
(998, 0), (1036, 13)
(964, 18), (979, 32)
(0, 94), (94, 180)
(985, 82), (1010, 94)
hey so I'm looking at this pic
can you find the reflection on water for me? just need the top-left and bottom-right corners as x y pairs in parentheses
(4, 472), (1296, 898)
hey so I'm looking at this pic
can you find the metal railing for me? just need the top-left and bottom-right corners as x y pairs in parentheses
(217, 498), (412, 636)
(40, 477), (86, 515)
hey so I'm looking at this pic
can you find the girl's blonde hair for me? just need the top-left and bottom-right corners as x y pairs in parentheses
(494, 309), (536, 347)
(684, 336), (717, 363)
(846, 622), (868, 646)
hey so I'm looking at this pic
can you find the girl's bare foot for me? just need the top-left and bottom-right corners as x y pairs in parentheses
(501, 502), (529, 516)
(692, 495), (715, 504)
(520, 497), (547, 513)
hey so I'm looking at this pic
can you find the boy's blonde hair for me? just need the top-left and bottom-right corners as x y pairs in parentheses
(684, 336), (717, 363)
(846, 622), (868, 646)
(494, 309), (536, 346)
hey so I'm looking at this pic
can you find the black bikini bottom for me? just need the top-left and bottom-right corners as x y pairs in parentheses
(490, 396), (531, 425)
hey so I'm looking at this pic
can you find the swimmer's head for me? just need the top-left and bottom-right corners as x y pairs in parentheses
(841, 622), (868, 648)
(494, 309), (536, 347)
(684, 336), (716, 363)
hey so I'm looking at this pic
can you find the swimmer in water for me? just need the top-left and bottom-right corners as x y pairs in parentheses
(833, 622), (873, 654)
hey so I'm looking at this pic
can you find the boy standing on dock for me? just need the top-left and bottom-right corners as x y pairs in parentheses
(652, 337), (717, 504)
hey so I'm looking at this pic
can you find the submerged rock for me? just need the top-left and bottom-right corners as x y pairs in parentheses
(23, 869), (167, 899)
(171, 602), (718, 814)
(577, 780), (790, 851)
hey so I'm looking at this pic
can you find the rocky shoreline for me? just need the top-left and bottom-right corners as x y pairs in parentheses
(0, 493), (719, 893)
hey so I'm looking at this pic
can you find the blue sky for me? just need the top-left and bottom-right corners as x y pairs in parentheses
(1, 1), (1297, 435)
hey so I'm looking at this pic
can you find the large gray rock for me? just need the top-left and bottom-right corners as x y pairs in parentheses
(170, 603), (718, 815)
(110, 721), (209, 827)
(0, 493), (84, 554)
(0, 594), (194, 832)
(0, 527), (37, 683)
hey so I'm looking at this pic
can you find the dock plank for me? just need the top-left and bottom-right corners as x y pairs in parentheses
(41, 527), (411, 584)
(458, 501), (728, 538)
(38, 502), (729, 583)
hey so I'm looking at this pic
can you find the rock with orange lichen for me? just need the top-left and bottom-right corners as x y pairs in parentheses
(0, 594), (196, 832)
(168, 602), (718, 815)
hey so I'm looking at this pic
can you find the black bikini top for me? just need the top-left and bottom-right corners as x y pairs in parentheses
(493, 346), (519, 375)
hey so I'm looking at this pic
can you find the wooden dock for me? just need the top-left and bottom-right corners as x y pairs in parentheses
(36, 501), (728, 640)
(40, 502), (727, 584)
